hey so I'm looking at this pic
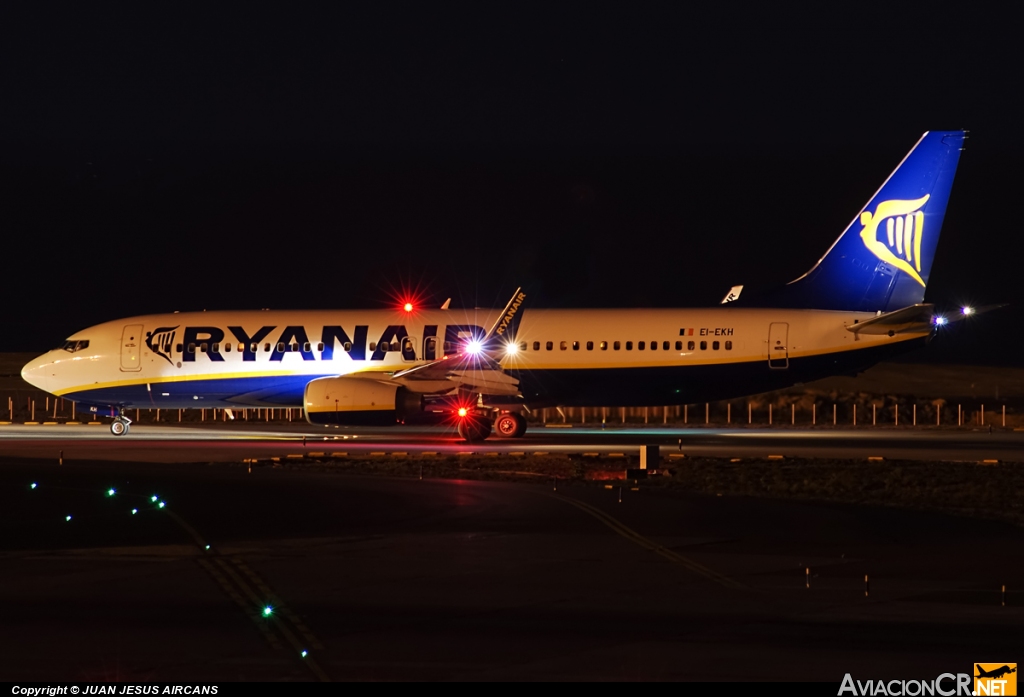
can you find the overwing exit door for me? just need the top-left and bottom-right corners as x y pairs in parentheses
(768, 322), (789, 369)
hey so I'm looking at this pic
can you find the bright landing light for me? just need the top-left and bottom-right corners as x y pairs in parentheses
(457, 407), (468, 417)
(465, 340), (483, 355)
(934, 316), (948, 326)
(403, 303), (413, 312)
(504, 341), (518, 356)
(962, 306), (974, 316)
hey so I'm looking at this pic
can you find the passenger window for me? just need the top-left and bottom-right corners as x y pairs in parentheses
(519, 341), (527, 351)
(725, 340), (733, 350)
(688, 341), (695, 351)
(317, 342), (324, 352)
(263, 342), (271, 352)
(291, 342), (300, 352)
(639, 341), (645, 350)
(343, 342), (352, 352)
(187, 343), (196, 354)
(600, 341), (607, 350)
(700, 341), (707, 350)
(675, 341), (682, 350)
(443, 341), (455, 354)
(650, 341), (657, 351)
(533, 341), (540, 351)
(613, 341), (620, 350)
(585, 341), (593, 350)
(224, 343), (231, 352)
(380, 343), (388, 353)
(626, 341), (633, 350)
(176, 343), (183, 353)
(303, 342), (311, 352)
(250, 343), (257, 353)
(201, 343), (209, 353)
(572, 341), (579, 351)
(560, 341), (567, 350)
(546, 341), (553, 351)
(713, 341), (720, 350)
(663, 341), (670, 350)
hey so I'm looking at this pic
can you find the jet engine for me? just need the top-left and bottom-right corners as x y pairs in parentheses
(304, 376), (422, 426)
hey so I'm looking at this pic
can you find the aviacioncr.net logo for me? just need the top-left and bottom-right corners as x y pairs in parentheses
(975, 663), (1017, 696)
(858, 194), (930, 287)
(839, 672), (973, 696)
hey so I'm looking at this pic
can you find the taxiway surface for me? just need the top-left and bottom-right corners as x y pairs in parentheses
(1, 422), (1023, 462)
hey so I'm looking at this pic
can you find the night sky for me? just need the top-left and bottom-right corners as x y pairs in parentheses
(3, 6), (1021, 362)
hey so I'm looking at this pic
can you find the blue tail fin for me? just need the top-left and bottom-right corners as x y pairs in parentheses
(767, 131), (965, 312)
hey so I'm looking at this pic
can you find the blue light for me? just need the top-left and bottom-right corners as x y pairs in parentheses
(933, 316), (947, 326)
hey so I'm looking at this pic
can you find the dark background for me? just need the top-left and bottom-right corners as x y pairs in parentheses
(2, 5), (1021, 362)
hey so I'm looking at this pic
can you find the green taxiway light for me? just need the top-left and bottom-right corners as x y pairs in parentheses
(65, 515), (72, 522)
(30, 483), (37, 489)
(107, 488), (116, 497)
(131, 508), (138, 515)
(205, 545), (210, 550)
(158, 501), (166, 509)
(301, 650), (308, 658)
(262, 606), (273, 617)
(151, 495), (158, 502)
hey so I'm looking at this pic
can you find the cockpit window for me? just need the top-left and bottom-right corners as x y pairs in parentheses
(60, 340), (89, 353)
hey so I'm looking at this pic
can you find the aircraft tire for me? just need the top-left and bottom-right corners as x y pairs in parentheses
(458, 416), (492, 442)
(494, 412), (527, 438)
(110, 419), (129, 436)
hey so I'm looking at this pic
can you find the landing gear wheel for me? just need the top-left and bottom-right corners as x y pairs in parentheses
(458, 416), (492, 442)
(494, 412), (527, 438)
(110, 418), (130, 436)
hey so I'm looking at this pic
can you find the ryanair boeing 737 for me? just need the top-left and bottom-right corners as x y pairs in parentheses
(22, 131), (983, 441)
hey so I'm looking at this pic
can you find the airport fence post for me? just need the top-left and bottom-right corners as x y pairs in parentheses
(1002, 405), (1006, 427)
(812, 403), (816, 425)
(621, 407), (625, 424)
(853, 404), (857, 426)
(542, 408), (547, 424)
(833, 404), (836, 426)
(705, 403), (709, 424)
(791, 404), (795, 425)
(644, 406), (648, 424)
(805, 567), (810, 589)
(727, 403), (731, 424)
(53, 399), (57, 419)
(59, 450), (62, 466)
(202, 409), (206, 422)
(31, 400), (34, 421)
(45, 397), (49, 412)
(136, 408), (140, 423)
(958, 404), (962, 426)
(179, 409), (182, 423)
(1002, 584), (1006, 607)
(748, 402), (752, 424)
(872, 404), (876, 426)
(865, 574), (870, 597)
(769, 404), (772, 425)
(71, 401), (75, 421)
(937, 405), (941, 426)
(684, 405), (688, 424)
(981, 404), (985, 426)
(663, 406), (667, 424)
(156, 408), (160, 422)
(582, 407), (586, 424)
(894, 404), (898, 426)
(913, 404), (916, 426)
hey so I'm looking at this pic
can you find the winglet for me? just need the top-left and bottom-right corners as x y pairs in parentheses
(440, 298), (451, 310)
(485, 287), (527, 343)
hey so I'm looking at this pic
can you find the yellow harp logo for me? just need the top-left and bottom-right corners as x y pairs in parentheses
(859, 195), (929, 287)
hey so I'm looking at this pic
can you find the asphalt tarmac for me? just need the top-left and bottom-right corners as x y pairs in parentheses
(1, 421), (1023, 463)
(0, 450), (1021, 681)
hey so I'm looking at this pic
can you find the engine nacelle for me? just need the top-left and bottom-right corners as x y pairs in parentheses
(303, 377), (422, 426)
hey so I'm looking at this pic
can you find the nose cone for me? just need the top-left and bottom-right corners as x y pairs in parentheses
(21, 354), (52, 393)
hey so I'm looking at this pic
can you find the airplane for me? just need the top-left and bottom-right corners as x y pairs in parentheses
(21, 130), (985, 442)
(976, 665), (1016, 680)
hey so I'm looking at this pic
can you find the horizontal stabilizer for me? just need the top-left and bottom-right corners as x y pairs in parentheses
(721, 285), (743, 304)
(846, 304), (935, 335)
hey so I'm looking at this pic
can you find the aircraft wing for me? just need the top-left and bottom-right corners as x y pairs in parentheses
(387, 287), (527, 396)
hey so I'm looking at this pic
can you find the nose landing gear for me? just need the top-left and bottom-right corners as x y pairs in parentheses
(110, 414), (132, 436)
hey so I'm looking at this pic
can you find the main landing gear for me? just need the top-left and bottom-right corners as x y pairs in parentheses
(457, 410), (527, 442)
(110, 412), (132, 436)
